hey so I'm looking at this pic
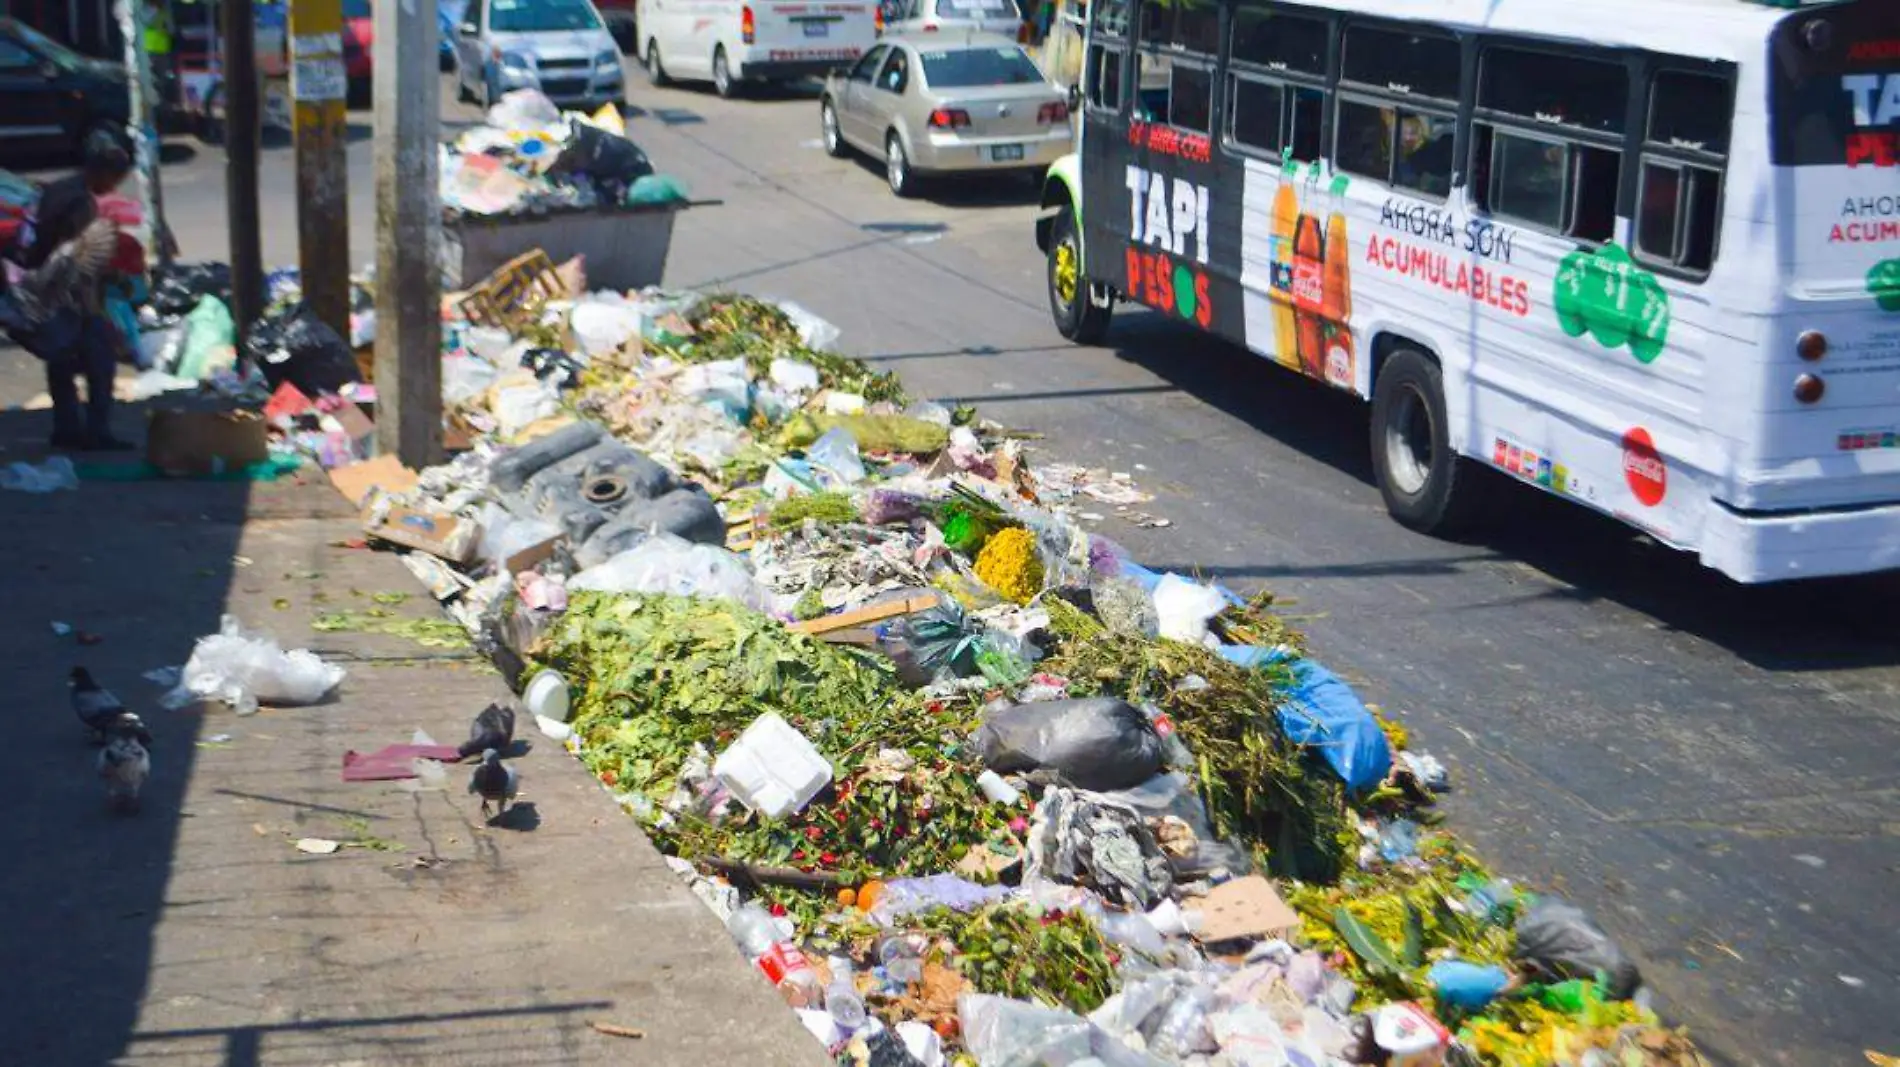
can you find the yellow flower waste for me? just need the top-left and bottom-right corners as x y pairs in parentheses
(973, 527), (1044, 605)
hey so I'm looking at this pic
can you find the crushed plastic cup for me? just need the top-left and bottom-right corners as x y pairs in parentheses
(975, 769), (1021, 805)
(523, 670), (571, 722)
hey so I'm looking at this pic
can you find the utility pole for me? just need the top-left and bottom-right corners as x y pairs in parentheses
(224, 0), (264, 347)
(115, 0), (172, 267)
(372, 0), (442, 468)
(287, 0), (350, 336)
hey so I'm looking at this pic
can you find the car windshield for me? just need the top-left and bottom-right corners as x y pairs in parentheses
(489, 0), (602, 32)
(940, 0), (1015, 17)
(342, 0), (371, 17)
(6, 18), (84, 69)
(920, 46), (1041, 88)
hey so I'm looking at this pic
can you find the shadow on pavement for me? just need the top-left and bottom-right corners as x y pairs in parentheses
(0, 357), (249, 1065)
(1101, 310), (1900, 673)
(123, 1000), (612, 1065)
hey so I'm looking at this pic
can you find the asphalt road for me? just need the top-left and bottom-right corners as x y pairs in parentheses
(11, 60), (1898, 1066)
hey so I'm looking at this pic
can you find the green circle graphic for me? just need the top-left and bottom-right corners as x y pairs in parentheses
(1173, 264), (1197, 320)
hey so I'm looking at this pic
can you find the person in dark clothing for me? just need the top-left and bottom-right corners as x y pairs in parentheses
(15, 131), (137, 451)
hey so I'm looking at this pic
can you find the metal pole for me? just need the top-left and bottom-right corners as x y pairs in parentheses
(224, 0), (263, 347)
(287, 0), (349, 337)
(115, 0), (172, 269)
(372, 0), (442, 467)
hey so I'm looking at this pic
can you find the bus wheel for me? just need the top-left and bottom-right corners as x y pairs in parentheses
(1048, 205), (1110, 344)
(1371, 347), (1484, 535)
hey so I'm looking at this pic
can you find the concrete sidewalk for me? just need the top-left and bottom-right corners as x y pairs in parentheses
(0, 349), (828, 1067)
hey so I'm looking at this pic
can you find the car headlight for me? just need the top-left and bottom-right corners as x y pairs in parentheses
(498, 51), (532, 70)
(595, 49), (618, 68)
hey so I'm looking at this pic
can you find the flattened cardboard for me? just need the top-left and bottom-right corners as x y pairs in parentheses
(1189, 875), (1301, 943)
(328, 455), (417, 507)
(503, 534), (564, 575)
(363, 506), (481, 564)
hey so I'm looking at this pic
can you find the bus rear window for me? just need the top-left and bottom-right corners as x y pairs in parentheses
(1769, 1), (1900, 167)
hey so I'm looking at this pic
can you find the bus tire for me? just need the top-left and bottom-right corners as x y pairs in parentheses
(1370, 347), (1484, 536)
(1048, 205), (1110, 344)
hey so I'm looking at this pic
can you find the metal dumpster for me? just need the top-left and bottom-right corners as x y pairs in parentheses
(444, 201), (685, 292)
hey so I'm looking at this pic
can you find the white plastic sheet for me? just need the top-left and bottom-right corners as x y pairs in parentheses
(1152, 573), (1227, 644)
(164, 615), (345, 716)
(567, 533), (770, 611)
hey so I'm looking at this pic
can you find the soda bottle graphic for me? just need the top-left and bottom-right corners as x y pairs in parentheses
(1268, 159), (1302, 370)
(1292, 200), (1327, 379)
(1321, 173), (1355, 388)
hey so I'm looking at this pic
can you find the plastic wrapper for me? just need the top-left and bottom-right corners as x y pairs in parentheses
(486, 88), (560, 130)
(477, 505), (562, 567)
(806, 427), (866, 484)
(868, 874), (1012, 923)
(877, 600), (986, 687)
(770, 358), (821, 395)
(773, 299), (842, 350)
(1025, 786), (1174, 909)
(960, 994), (1168, 1067)
(165, 614), (346, 715)
(568, 533), (769, 611)
(976, 697), (1163, 792)
(1089, 771), (1252, 879)
(442, 355), (500, 406)
(1152, 573), (1226, 644)
(176, 295), (236, 381)
(628, 174), (689, 205)
(1514, 897), (1642, 999)
(0, 456), (80, 493)
(678, 358), (753, 422)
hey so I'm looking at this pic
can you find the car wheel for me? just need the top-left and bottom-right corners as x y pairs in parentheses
(1370, 346), (1487, 535)
(645, 39), (670, 86)
(712, 46), (737, 98)
(885, 132), (915, 198)
(820, 100), (847, 158)
(1047, 203), (1110, 344)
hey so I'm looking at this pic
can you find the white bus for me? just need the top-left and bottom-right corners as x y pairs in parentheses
(1034, 0), (1900, 583)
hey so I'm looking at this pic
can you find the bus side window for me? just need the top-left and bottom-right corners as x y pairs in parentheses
(1472, 44), (1627, 244)
(1087, 43), (1125, 111)
(1226, 4), (1329, 164)
(1135, 0), (1216, 133)
(1634, 67), (1731, 275)
(1333, 24), (1459, 199)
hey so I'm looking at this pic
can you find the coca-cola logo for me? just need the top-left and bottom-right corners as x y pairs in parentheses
(1622, 427), (1666, 507)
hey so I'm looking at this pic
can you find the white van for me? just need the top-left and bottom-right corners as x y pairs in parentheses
(637, 0), (880, 97)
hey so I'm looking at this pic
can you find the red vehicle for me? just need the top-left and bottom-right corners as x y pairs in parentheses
(342, 0), (371, 102)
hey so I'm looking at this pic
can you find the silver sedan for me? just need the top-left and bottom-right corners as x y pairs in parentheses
(819, 33), (1073, 197)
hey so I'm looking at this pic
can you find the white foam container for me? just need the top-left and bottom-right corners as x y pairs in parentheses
(712, 712), (833, 820)
(523, 670), (571, 722)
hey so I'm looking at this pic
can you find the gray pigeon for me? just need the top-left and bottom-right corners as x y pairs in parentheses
(97, 714), (151, 814)
(468, 749), (518, 820)
(70, 666), (127, 743)
(458, 703), (516, 761)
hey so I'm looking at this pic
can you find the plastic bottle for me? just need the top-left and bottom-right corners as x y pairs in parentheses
(726, 902), (782, 958)
(824, 957), (868, 1030)
(1268, 159), (1302, 370)
(1140, 702), (1196, 769)
(1321, 173), (1356, 388)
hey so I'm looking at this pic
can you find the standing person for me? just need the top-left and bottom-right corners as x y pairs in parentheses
(10, 132), (138, 451)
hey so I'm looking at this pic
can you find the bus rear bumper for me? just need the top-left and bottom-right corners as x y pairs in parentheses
(1701, 499), (1900, 583)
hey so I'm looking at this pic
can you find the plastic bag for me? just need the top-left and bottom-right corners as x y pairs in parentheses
(551, 120), (654, 186)
(976, 697), (1163, 791)
(1513, 897), (1643, 999)
(1025, 786), (1174, 909)
(568, 533), (769, 611)
(1276, 657), (1393, 794)
(477, 505), (562, 567)
(149, 261), (232, 320)
(769, 357), (820, 395)
(442, 354), (500, 405)
(677, 358), (752, 422)
(863, 488), (924, 526)
(176, 295), (236, 381)
(572, 296), (644, 357)
(878, 600), (986, 687)
(628, 174), (688, 205)
(774, 300), (842, 350)
(870, 874), (1012, 923)
(256, 304), (362, 396)
(1152, 573), (1226, 643)
(169, 614), (345, 715)
(487, 88), (560, 130)
(0, 455), (79, 493)
(806, 427), (866, 484)
(958, 995), (1092, 1067)
(1090, 771), (1252, 878)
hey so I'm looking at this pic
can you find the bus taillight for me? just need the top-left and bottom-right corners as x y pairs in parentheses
(1796, 330), (1827, 362)
(1794, 374), (1826, 405)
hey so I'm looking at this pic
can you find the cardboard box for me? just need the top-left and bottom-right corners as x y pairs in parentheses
(363, 506), (482, 565)
(328, 454), (417, 507)
(146, 408), (270, 477)
(1188, 875), (1301, 943)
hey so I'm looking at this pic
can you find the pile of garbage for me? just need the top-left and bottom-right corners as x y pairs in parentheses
(440, 90), (688, 218)
(299, 284), (1706, 1067)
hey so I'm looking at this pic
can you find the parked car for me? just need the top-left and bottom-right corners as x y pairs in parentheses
(819, 33), (1069, 197)
(0, 17), (131, 160)
(882, 0), (1024, 40)
(452, 0), (624, 111)
(638, 0), (878, 99)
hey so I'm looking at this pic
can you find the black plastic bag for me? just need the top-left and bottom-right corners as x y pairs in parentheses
(1513, 897), (1643, 999)
(976, 697), (1163, 792)
(878, 599), (984, 687)
(550, 121), (654, 189)
(150, 261), (232, 320)
(252, 304), (362, 396)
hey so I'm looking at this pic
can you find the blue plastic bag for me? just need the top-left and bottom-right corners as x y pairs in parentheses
(1429, 961), (1512, 1010)
(1276, 657), (1392, 793)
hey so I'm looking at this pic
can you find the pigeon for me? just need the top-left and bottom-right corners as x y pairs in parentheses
(97, 713), (151, 814)
(468, 749), (518, 821)
(458, 703), (516, 761)
(70, 666), (128, 743)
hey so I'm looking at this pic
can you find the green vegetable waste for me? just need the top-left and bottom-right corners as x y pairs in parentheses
(778, 412), (951, 455)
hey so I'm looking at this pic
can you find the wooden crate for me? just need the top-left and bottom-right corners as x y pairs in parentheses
(456, 248), (568, 336)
